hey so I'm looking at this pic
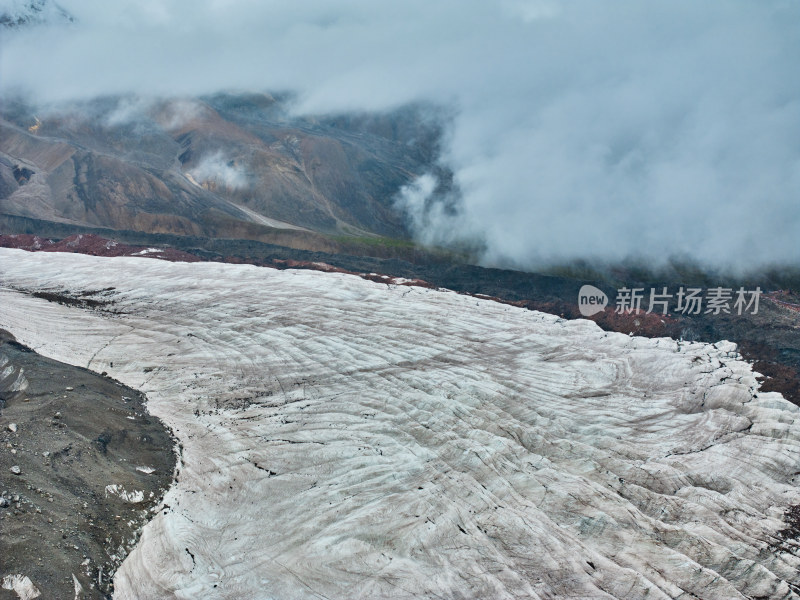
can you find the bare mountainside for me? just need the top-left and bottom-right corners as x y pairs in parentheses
(1, 249), (799, 599)
(0, 329), (175, 599)
(0, 94), (446, 242)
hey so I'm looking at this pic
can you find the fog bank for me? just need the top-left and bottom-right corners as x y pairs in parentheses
(2, 0), (798, 270)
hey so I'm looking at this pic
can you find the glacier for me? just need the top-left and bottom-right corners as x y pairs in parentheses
(0, 248), (799, 599)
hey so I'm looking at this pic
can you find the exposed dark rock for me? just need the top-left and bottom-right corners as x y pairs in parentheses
(0, 333), (175, 599)
(11, 166), (34, 185)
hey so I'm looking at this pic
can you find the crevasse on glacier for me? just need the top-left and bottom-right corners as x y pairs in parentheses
(1, 248), (798, 599)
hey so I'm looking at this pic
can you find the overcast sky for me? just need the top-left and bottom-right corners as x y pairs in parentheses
(2, 0), (798, 271)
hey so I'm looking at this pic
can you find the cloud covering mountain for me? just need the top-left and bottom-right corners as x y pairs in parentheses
(1, 0), (798, 270)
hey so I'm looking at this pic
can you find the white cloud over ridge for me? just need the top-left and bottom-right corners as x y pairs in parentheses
(189, 151), (248, 191)
(2, 0), (799, 270)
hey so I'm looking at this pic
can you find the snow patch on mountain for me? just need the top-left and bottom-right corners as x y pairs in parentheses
(0, 0), (72, 28)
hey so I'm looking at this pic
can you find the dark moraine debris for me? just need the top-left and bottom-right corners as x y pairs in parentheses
(30, 288), (117, 311)
(0, 329), (175, 599)
(11, 166), (34, 186)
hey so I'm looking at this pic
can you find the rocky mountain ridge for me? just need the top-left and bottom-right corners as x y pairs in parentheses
(0, 94), (445, 246)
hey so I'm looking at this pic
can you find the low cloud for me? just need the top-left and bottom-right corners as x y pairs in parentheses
(2, 0), (798, 271)
(393, 174), (438, 244)
(155, 99), (207, 131)
(393, 173), (483, 254)
(188, 152), (248, 191)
